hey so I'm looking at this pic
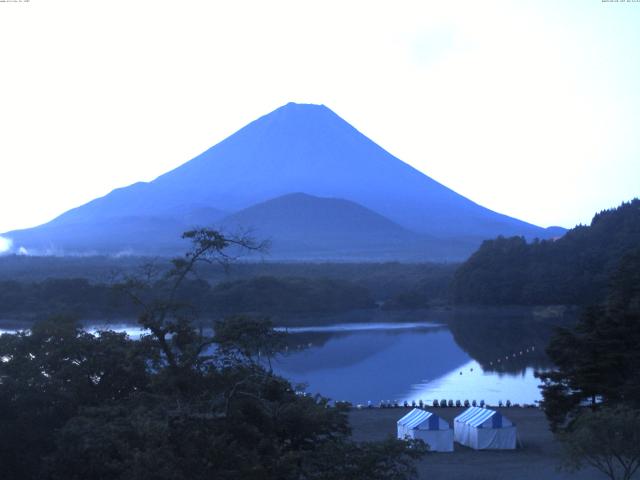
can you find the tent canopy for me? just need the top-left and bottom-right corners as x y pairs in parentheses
(398, 408), (449, 431)
(454, 406), (513, 428)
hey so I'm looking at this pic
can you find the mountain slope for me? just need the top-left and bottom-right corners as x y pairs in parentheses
(5, 207), (226, 255)
(219, 193), (473, 260)
(3, 102), (563, 258)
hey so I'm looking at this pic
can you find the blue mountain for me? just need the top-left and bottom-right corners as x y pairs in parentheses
(3, 102), (563, 258)
(219, 193), (476, 261)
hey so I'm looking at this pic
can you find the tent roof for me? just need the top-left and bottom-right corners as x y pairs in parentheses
(455, 407), (512, 428)
(397, 409), (446, 431)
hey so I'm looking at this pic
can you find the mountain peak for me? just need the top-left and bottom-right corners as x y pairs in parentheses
(281, 101), (328, 110)
(266, 102), (336, 123)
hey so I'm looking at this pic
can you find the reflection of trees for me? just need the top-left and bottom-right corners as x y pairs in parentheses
(281, 331), (335, 351)
(273, 308), (438, 327)
(447, 308), (577, 374)
(279, 325), (448, 353)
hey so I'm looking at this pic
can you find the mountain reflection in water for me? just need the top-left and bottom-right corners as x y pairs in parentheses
(0, 308), (571, 406)
(273, 309), (569, 406)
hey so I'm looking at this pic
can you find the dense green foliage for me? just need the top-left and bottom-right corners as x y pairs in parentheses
(0, 276), (375, 320)
(535, 246), (640, 478)
(0, 317), (150, 479)
(0, 257), (457, 305)
(0, 278), (132, 318)
(537, 248), (640, 431)
(209, 276), (374, 314)
(0, 262), (457, 320)
(382, 274), (451, 309)
(452, 199), (640, 306)
(559, 406), (640, 480)
(0, 230), (427, 480)
(0, 316), (425, 480)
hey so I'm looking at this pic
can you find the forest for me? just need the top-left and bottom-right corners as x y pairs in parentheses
(452, 199), (640, 306)
(0, 276), (375, 320)
(0, 261), (455, 322)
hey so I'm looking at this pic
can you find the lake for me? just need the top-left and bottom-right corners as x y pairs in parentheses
(273, 315), (552, 406)
(0, 308), (566, 407)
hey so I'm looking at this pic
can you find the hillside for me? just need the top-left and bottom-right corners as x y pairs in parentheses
(4, 209), (226, 256)
(219, 193), (472, 260)
(452, 199), (640, 305)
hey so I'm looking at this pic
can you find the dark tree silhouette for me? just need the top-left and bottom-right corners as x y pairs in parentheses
(452, 199), (640, 306)
(0, 229), (427, 480)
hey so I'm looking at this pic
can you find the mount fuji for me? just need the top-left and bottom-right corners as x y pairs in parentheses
(3, 102), (563, 260)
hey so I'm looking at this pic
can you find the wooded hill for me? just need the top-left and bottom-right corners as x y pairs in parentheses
(452, 199), (640, 306)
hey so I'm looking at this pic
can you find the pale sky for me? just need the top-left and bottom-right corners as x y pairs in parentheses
(0, 0), (638, 236)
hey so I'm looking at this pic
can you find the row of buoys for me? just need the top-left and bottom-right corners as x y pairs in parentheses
(284, 342), (316, 351)
(373, 399), (513, 408)
(352, 399), (532, 409)
(432, 399), (488, 408)
(488, 345), (536, 367)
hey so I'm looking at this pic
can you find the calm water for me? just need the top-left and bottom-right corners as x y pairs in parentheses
(273, 320), (548, 406)
(0, 308), (563, 406)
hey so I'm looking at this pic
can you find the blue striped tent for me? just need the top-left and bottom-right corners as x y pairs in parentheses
(397, 409), (453, 452)
(454, 407), (516, 450)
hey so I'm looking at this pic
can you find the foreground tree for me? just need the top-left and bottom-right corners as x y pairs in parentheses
(537, 249), (640, 478)
(561, 406), (640, 480)
(537, 249), (640, 430)
(0, 229), (426, 480)
(0, 316), (150, 480)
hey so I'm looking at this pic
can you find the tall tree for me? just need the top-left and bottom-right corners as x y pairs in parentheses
(537, 249), (640, 431)
(560, 406), (640, 480)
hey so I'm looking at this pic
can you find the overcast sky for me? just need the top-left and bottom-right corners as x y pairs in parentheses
(0, 0), (638, 236)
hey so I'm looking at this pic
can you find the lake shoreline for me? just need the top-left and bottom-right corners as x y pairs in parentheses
(0, 304), (580, 330)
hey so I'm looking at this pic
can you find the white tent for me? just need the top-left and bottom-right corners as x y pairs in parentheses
(454, 407), (517, 450)
(396, 409), (454, 452)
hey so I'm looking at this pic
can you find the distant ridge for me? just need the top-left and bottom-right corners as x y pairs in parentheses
(218, 193), (473, 261)
(2, 102), (564, 259)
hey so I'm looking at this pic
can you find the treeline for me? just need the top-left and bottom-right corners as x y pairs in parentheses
(210, 276), (374, 314)
(0, 276), (378, 319)
(0, 256), (457, 302)
(382, 274), (452, 309)
(0, 263), (457, 320)
(0, 278), (131, 318)
(452, 199), (640, 306)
